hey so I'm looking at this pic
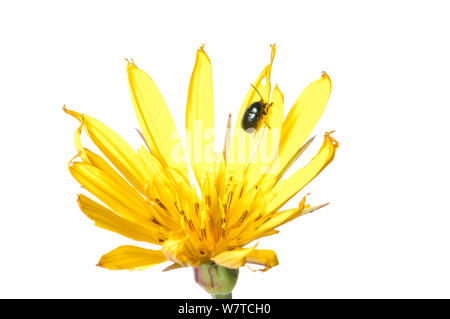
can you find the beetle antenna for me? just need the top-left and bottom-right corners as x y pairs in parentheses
(250, 84), (264, 101)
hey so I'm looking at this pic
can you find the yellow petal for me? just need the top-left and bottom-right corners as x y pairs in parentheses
(136, 146), (165, 183)
(162, 237), (203, 267)
(127, 61), (189, 179)
(212, 247), (279, 271)
(245, 249), (279, 272)
(257, 229), (280, 238)
(69, 133), (171, 235)
(283, 202), (329, 225)
(211, 247), (254, 269)
(241, 197), (306, 243)
(64, 107), (149, 194)
(265, 132), (338, 214)
(227, 45), (276, 173)
(244, 85), (284, 189)
(276, 72), (332, 179)
(98, 245), (167, 271)
(69, 161), (151, 223)
(239, 202), (330, 246)
(137, 145), (189, 198)
(71, 115), (141, 187)
(186, 46), (215, 185)
(162, 262), (184, 272)
(77, 194), (163, 244)
(271, 136), (316, 186)
(267, 84), (284, 129)
(234, 45), (276, 131)
(262, 196), (306, 230)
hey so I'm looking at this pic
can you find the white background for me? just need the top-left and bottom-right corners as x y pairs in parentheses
(1, 0), (449, 298)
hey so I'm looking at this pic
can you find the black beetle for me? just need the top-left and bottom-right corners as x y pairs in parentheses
(241, 85), (272, 133)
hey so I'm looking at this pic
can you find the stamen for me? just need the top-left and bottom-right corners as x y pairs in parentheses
(188, 219), (196, 231)
(174, 201), (182, 214)
(236, 210), (248, 226)
(182, 215), (195, 232)
(201, 228), (207, 240)
(194, 203), (200, 217)
(226, 191), (233, 212)
(254, 212), (263, 221)
(238, 185), (244, 199)
(155, 198), (167, 211)
(219, 222), (226, 239)
(151, 217), (161, 226)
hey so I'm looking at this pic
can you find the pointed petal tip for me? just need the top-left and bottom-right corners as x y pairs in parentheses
(125, 58), (137, 71)
(162, 263), (183, 272)
(321, 71), (332, 89)
(321, 71), (331, 87)
(247, 264), (271, 272)
(63, 105), (82, 120)
(67, 152), (81, 168)
(162, 266), (171, 272)
(273, 84), (284, 100)
(270, 44), (276, 57)
(62, 104), (70, 114)
(325, 131), (339, 147)
(198, 44), (209, 56)
(197, 44), (211, 61)
(269, 45), (276, 67)
(310, 202), (330, 212)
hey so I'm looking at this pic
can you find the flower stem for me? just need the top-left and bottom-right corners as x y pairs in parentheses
(212, 292), (232, 299)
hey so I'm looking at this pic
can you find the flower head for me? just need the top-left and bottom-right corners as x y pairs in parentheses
(65, 45), (338, 295)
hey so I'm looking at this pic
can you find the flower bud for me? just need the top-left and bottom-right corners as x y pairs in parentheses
(193, 263), (239, 299)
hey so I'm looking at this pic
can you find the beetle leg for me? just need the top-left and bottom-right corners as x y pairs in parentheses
(263, 102), (273, 115)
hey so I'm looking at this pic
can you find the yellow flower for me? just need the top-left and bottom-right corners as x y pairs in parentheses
(65, 44), (338, 285)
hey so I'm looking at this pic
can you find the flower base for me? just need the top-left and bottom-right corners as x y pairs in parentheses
(193, 263), (239, 299)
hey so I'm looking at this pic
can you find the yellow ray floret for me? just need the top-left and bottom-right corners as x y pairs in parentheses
(186, 45), (215, 187)
(127, 60), (189, 180)
(212, 246), (279, 272)
(78, 194), (161, 244)
(98, 245), (167, 271)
